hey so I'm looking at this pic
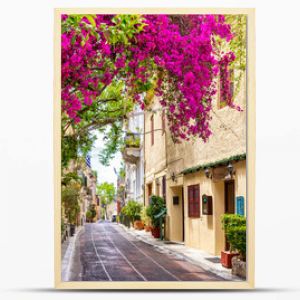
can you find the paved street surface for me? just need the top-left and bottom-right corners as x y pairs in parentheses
(68, 221), (224, 281)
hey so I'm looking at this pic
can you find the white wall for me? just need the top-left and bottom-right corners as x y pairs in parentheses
(125, 106), (144, 203)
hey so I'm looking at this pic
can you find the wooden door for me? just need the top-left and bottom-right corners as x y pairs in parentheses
(224, 180), (235, 250)
(225, 180), (235, 213)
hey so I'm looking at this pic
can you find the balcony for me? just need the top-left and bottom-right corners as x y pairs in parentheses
(122, 133), (141, 164)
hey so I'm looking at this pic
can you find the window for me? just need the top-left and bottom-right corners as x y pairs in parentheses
(188, 185), (200, 218)
(162, 110), (165, 135)
(150, 115), (154, 145)
(162, 175), (166, 201)
(219, 66), (234, 109)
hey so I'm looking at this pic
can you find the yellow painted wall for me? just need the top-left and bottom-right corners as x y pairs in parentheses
(144, 71), (247, 256)
(165, 182), (184, 242)
(183, 172), (215, 254)
(181, 160), (246, 256)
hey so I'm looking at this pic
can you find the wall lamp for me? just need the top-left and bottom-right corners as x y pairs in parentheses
(227, 162), (235, 176)
(171, 172), (176, 182)
(204, 168), (212, 179)
(225, 162), (235, 180)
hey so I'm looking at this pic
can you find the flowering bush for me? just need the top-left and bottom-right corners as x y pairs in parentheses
(61, 14), (243, 141)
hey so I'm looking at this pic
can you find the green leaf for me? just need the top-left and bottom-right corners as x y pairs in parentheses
(86, 15), (96, 27)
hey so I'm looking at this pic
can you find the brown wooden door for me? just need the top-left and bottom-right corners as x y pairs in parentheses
(225, 180), (235, 213)
(224, 180), (235, 250)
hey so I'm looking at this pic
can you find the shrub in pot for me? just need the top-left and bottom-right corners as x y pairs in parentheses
(146, 195), (166, 238)
(141, 206), (151, 232)
(121, 200), (142, 228)
(221, 214), (246, 269)
(228, 224), (247, 278)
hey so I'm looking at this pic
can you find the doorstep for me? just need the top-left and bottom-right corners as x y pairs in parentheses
(118, 223), (242, 281)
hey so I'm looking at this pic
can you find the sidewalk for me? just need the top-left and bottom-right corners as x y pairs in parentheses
(61, 226), (83, 282)
(118, 223), (242, 281)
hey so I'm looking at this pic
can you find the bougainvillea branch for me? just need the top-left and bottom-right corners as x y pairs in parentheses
(61, 14), (243, 142)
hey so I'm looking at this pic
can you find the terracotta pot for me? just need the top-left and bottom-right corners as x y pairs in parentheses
(151, 227), (160, 238)
(221, 251), (239, 268)
(134, 220), (144, 230)
(144, 225), (152, 232)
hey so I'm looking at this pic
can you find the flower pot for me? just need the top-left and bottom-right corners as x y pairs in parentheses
(151, 226), (160, 238)
(134, 220), (144, 230)
(144, 225), (152, 232)
(220, 251), (239, 268)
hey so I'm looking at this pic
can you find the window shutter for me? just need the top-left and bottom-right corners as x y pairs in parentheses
(235, 196), (245, 216)
(150, 115), (154, 145)
(188, 186), (193, 217)
(188, 185), (200, 218)
(193, 185), (200, 218)
(162, 175), (166, 201)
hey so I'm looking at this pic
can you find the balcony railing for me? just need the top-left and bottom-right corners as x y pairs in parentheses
(124, 133), (140, 149)
(122, 133), (141, 163)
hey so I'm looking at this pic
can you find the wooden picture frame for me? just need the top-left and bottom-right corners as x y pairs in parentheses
(54, 7), (255, 289)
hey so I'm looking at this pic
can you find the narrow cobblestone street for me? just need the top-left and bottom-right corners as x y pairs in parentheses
(68, 221), (224, 282)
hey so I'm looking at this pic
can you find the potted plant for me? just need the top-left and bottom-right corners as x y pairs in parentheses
(221, 214), (246, 269)
(146, 195), (166, 238)
(121, 200), (143, 229)
(230, 224), (247, 278)
(141, 206), (152, 232)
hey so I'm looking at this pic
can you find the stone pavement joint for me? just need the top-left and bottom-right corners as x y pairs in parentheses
(117, 223), (242, 281)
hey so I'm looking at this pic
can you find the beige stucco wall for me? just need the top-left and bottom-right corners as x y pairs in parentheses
(166, 73), (246, 173)
(183, 172), (215, 254)
(181, 160), (246, 255)
(164, 72), (247, 255)
(165, 182), (184, 242)
(144, 96), (167, 206)
(144, 71), (247, 256)
(144, 97), (167, 181)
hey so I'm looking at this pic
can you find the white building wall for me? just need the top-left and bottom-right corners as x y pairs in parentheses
(124, 105), (144, 204)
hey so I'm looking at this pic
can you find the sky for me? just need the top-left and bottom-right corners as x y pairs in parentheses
(90, 131), (122, 188)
